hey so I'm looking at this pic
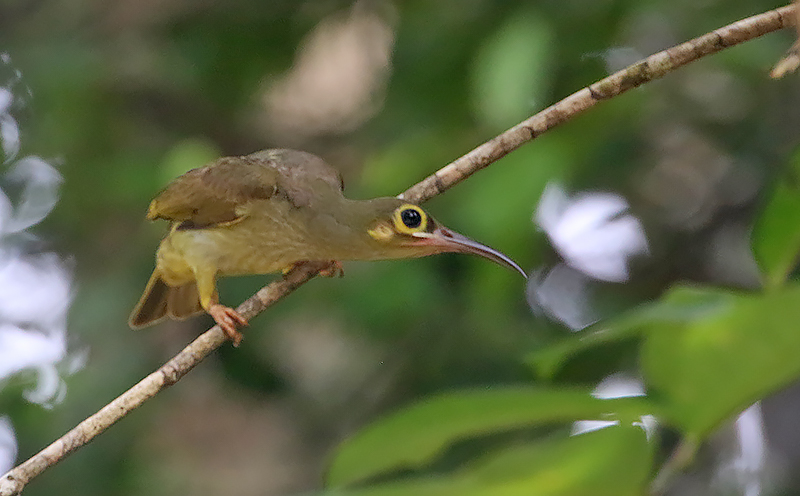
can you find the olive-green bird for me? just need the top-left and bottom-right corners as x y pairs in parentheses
(129, 149), (525, 344)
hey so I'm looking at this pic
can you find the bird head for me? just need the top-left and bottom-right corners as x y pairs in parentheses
(358, 198), (526, 277)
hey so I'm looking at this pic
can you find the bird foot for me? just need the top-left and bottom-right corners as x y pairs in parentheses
(319, 260), (344, 278)
(208, 303), (248, 346)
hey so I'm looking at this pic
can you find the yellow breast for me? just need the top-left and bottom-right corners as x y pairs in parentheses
(156, 204), (333, 280)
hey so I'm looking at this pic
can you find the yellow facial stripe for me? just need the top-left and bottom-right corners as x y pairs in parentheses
(368, 223), (394, 241)
(392, 204), (427, 234)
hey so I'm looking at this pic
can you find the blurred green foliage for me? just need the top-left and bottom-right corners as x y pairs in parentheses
(325, 122), (800, 494)
(1, 0), (799, 495)
(328, 387), (653, 487)
(753, 148), (800, 288)
(329, 426), (653, 496)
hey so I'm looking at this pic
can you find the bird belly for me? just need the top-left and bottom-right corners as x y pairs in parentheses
(161, 214), (326, 278)
(153, 236), (194, 286)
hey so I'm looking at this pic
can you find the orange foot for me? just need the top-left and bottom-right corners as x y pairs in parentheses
(208, 303), (248, 346)
(319, 260), (344, 278)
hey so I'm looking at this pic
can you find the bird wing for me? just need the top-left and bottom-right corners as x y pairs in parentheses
(147, 149), (344, 228)
(247, 149), (344, 199)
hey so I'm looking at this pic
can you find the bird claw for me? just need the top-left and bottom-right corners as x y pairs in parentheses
(208, 303), (248, 346)
(319, 260), (344, 278)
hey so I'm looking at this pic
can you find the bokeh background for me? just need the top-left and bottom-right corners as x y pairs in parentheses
(0, 0), (798, 495)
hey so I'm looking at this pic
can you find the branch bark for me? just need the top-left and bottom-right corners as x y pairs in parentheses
(0, 4), (795, 495)
(401, 4), (796, 204)
(771, 0), (800, 77)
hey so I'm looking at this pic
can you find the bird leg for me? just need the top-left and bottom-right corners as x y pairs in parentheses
(208, 303), (248, 347)
(194, 270), (248, 346)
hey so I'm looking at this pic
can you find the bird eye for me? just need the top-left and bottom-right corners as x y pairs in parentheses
(401, 208), (422, 228)
(393, 204), (427, 234)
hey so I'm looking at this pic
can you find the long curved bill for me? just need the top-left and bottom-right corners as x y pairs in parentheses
(412, 227), (527, 278)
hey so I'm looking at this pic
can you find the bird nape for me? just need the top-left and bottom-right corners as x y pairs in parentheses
(129, 148), (525, 345)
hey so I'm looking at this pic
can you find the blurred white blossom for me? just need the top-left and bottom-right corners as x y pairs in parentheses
(572, 373), (657, 440)
(0, 417), (16, 474)
(0, 252), (71, 328)
(5, 157), (63, 233)
(535, 183), (648, 282)
(527, 264), (599, 330)
(0, 53), (76, 472)
(592, 373), (646, 399)
(715, 403), (767, 496)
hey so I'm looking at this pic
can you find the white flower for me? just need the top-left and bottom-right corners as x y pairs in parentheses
(535, 183), (648, 282)
(0, 54), (78, 472)
(0, 417), (16, 474)
(572, 374), (657, 440)
(527, 264), (598, 330)
(5, 157), (63, 234)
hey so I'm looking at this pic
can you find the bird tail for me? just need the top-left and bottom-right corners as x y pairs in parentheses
(128, 269), (204, 329)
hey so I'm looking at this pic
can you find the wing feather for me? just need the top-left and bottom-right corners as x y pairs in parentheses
(146, 149), (344, 228)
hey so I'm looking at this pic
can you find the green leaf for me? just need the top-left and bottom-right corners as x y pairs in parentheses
(753, 149), (800, 288)
(327, 386), (654, 487)
(160, 138), (220, 185)
(326, 426), (652, 496)
(464, 425), (653, 496)
(470, 8), (554, 130)
(642, 284), (800, 435)
(528, 285), (734, 378)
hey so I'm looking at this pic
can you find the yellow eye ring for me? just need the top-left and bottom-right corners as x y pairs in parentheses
(393, 204), (427, 234)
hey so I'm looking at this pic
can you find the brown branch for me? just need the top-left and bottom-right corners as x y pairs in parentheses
(771, 0), (800, 77)
(401, 4), (795, 204)
(0, 262), (326, 496)
(0, 4), (795, 496)
(771, 38), (800, 78)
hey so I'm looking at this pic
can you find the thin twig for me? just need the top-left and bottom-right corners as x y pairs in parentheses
(650, 436), (700, 496)
(402, 4), (795, 204)
(771, 0), (800, 77)
(0, 261), (326, 496)
(0, 5), (796, 496)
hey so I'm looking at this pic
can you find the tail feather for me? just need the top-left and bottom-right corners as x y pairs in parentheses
(167, 281), (204, 319)
(129, 270), (204, 329)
